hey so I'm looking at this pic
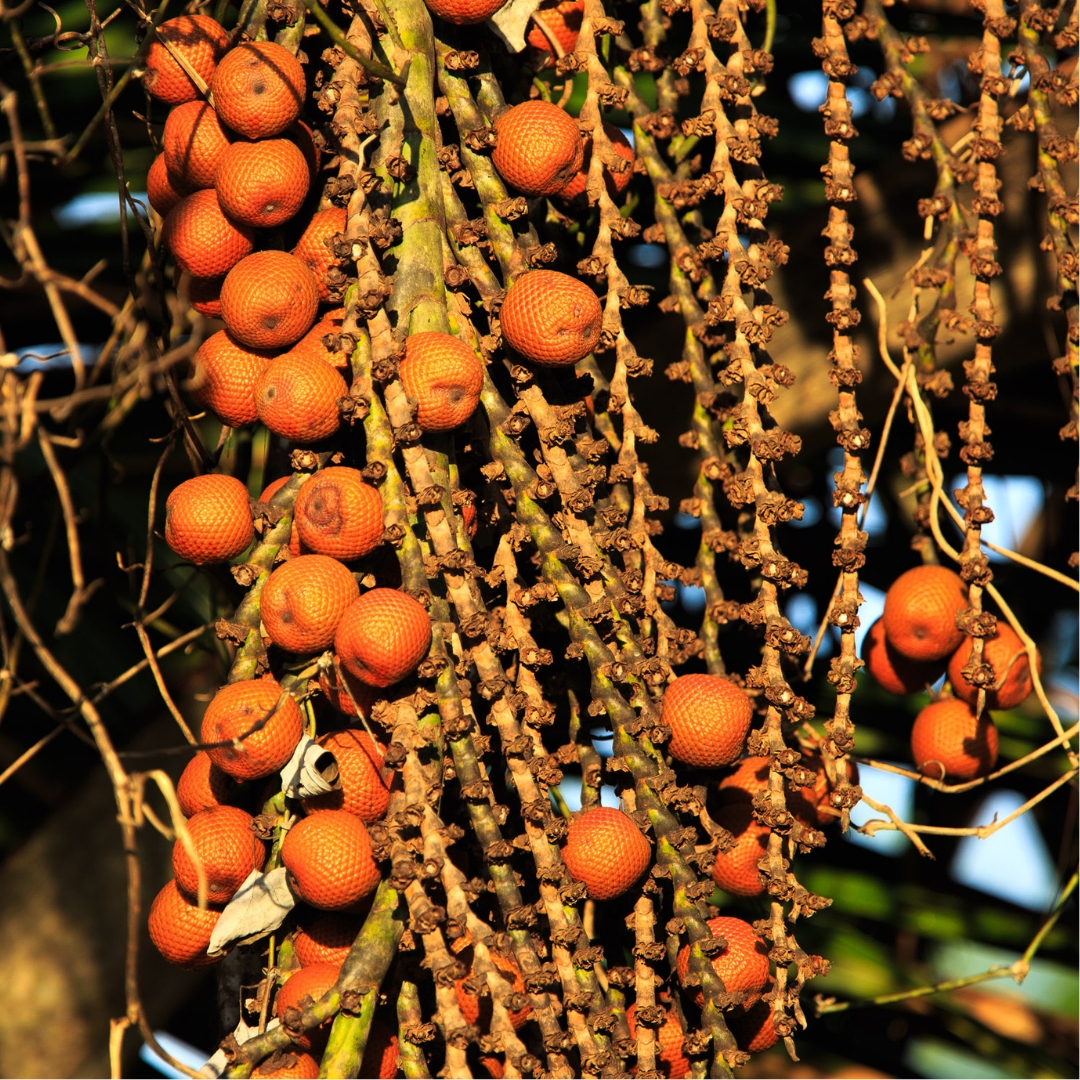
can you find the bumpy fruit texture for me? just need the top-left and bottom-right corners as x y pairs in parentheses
(220, 251), (320, 350)
(499, 270), (602, 366)
(176, 751), (235, 817)
(710, 803), (769, 897)
(163, 101), (232, 190)
(164, 473), (253, 565)
(251, 1050), (320, 1078)
(360, 1020), (400, 1080)
(188, 331), (272, 429)
(492, 101), (584, 197)
(334, 588), (433, 687)
(661, 673), (752, 768)
(201, 677), (304, 781)
(454, 950), (531, 1030)
(910, 698), (999, 781)
(287, 308), (350, 371)
(862, 617), (945, 696)
(626, 1003), (691, 1079)
(292, 208), (347, 302)
(147, 153), (190, 217)
(318, 662), (378, 719)
(293, 913), (364, 968)
(675, 915), (771, 1007)
(142, 15), (229, 105)
(293, 467), (384, 560)
(728, 997), (780, 1053)
(882, 565), (968, 662)
(559, 122), (635, 200)
(425, 0), (504, 24)
(186, 273), (225, 318)
(302, 729), (391, 821)
(562, 806), (651, 901)
(163, 189), (255, 279)
(528, 0), (584, 55)
(281, 810), (382, 910)
(947, 622), (1037, 710)
(261, 554), (360, 654)
(211, 42), (306, 139)
(214, 138), (311, 228)
(399, 332), (485, 431)
(275, 962), (339, 1050)
(255, 354), (348, 443)
(147, 879), (221, 969)
(172, 805), (266, 904)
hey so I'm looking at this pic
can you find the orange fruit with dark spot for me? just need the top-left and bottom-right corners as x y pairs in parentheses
(142, 15), (229, 105)
(360, 1020), (399, 1079)
(399, 332), (484, 432)
(188, 330), (272, 428)
(251, 1049), (320, 1078)
(294, 913), (363, 968)
(675, 915), (770, 1007)
(728, 997), (780, 1054)
(710, 802), (769, 898)
(282, 810), (382, 910)
(164, 473), (253, 565)
(454, 950), (531, 1030)
(173, 805), (266, 904)
(499, 269), (601, 366)
(910, 698), (999, 782)
(215, 138), (311, 228)
(163, 189), (255, 279)
(334, 588), (432, 687)
(147, 152), (190, 216)
(559, 122), (635, 200)
(147, 879), (222, 969)
(318, 661), (378, 719)
(425, 0), (504, 24)
(287, 308), (350, 371)
(293, 467), (383, 561)
(882, 565), (968, 663)
(562, 806), (651, 901)
(261, 554), (359, 654)
(947, 622), (1037, 711)
(275, 962), (339, 1051)
(492, 101), (584, 197)
(292, 208), (347, 302)
(185, 274), (225, 319)
(255, 354), (349, 443)
(200, 677), (305, 781)
(220, 250), (320, 350)
(302, 729), (391, 821)
(163, 101), (232, 190)
(661, 673), (752, 769)
(212, 41), (306, 140)
(176, 751), (235, 818)
(626, 1003), (690, 1079)
(862, 617), (945, 696)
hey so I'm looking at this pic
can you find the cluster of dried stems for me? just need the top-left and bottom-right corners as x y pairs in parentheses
(0, 0), (1076, 1077)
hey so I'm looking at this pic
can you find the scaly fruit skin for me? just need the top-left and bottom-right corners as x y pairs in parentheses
(214, 138), (310, 228)
(281, 810), (382, 910)
(201, 677), (305, 781)
(293, 467), (384, 560)
(318, 661), (377, 719)
(882, 565), (968, 662)
(220, 251), (320, 351)
(147, 153), (191, 217)
(142, 15), (229, 105)
(661, 673), (752, 769)
(626, 1003), (691, 1079)
(287, 308), (350, 371)
(302, 729), (391, 821)
(862, 617), (945, 696)
(492, 101), (584, 197)
(275, 962), (339, 1050)
(186, 274), (225, 318)
(251, 1049), (320, 1078)
(562, 806), (651, 901)
(163, 189), (255, 279)
(399, 332), (484, 431)
(147, 879), (222, 969)
(454, 950), (531, 1031)
(499, 270), (602, 366)
(910, 698), (999, 781)
(360, 1020), (400, 1079)
(335, 588), (433, 687)
(559, 122), (635, 200)
(163, 101), (232, 190)
(188, 330), (272, 428)
(710, 803), (769, 897)
(947, 622), (1037, 710)
(261, 554), (360, 654)
(172, 805), (266, 904)
(727, 997), (780, 1053)
(176, 751), (235, 817)
(292, 208), (347, 302)
(527, 0), (584, 56)
(254, 354), (349, 443)
(675, 915), (771, 1007)
(164, 474), (254, 566)
(425, 0), (504, 24)
(293, 913), (364, 967)
(211, 42), (306, 139)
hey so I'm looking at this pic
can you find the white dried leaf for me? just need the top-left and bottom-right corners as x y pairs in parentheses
(207, 868), (296, 956)
(488, 0), (544, 53)
(198, 1018), (279, 1077)
(280, 736), (339, 799)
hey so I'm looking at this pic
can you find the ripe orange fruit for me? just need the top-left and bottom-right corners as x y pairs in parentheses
(212, 41), (306, 140)
(220, 250), (320, 350)
(559, 122), (635, 200)
(251, 1049), (320, 1079)
(626, 1003), (690, 1079)
(318, 661), (378, 718)
(710, 803), (769, 898)
(147, 152), (190, 216)
(142, 15), (229, 105)
(675, 915), (771, 1007)
(200, 677), (305, 781)
(275, 962), (339, 1050)
(881, 565), (968, 663)
(947, 622), (1037, 711)
(293, 913), (363, 968)
(287, 308), (350, 371)
(147, 879), (221, 969)
(528, 0), (584, 56)
(188, 330), (273, 429)
(910, 698), (999, 781)
(561, 806), (651, 901)
(261, 554), (359, 654)
(862, 617), (945, 696)
(281, 810), (382, 910)
(289, 120), (321, 183)
(173, 805), (266, 904)
(454, 950), (531, 1030)
(425, 0), (505, 24)
(164, 473), (254, 565)
(399, 332), (484, 432)
(163, 189), (255, 279)
(728, 997), (780, 1053)
(293, 467), (383, 561)
(302, 729), (391, 821)
(661, 673), (752, 769)
(499, 269), (602, 366)
(185, 273), (225, 318)
(492, 101), (584, 197)
(176, 751), (235, 818)
(215, 138), (310, 228)
(360, 1020), (400, 1080)
(255, 354), (348, 443)
(292, 208), (347, 303)
(163, 101), (232, 190)
(335, 588), (432, 687)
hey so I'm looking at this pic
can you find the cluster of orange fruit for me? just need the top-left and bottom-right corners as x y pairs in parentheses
(862, 565), (1037, 782)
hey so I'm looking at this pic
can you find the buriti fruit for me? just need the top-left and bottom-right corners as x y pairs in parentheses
(661, 673), (752, 768)
(293, 913), (364, 968)
(301, 729), (391, 822)
(334, 588), (433, 687)
(626, 1003), (691, 1079)
(292, 208), (347, 302)
(293, 467), (384, 561)
(561, 806), (651, 900)
(141, 15), (229, 105)
(947, 621), (1037, 710)
(275, 962), (339, 1051)
(492, 100), (584, 197)
(862, 616), (946, 695)
(675, 915), (771, 1007)
(164, 473), (253, 566)
(398, 331), (484, 432)
(163, 189), (255, 279)
(220, 251), (320, 351)
(260, 554), (360, 655)
(147, 879), (221, 969)
(211, 41), (306, 139)
(254, 354), (349, 443)
(214, 138), (310, 228)
(710, 802), (769, 897)
(187, 331), (272, 429)
(172, 805), (266, 904)
(528, 0), (584, 58)
(425, 0), (505, 25)
(453, 949), (531, 1030)
(910, 697), (999, 782)
(558, 122), (635, 200)
(281, 810), (382, 910)
(162, 101), (232, 190)
(881, 564), (968, 662)
(176, 751), (234, 818)
(499, 270), (602, 366)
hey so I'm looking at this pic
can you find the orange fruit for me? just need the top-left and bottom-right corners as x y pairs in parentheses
(710, 803), (769, 898)
(558, 122), (635, 200)
(276, 962), (339, 1051)
(862, 617), (945, 696)
(163, 101), (232, 190)
(294, 913), (363, 968)
(293, 467), (383, 561)
(201, 677), (305, 781)
(281, 810), (382, 910)
(454, 950), (531, 1030)
(399, 332), (484, 432)
(499, 269), (602, 366)
(142, 15), (229, 105)
(318, 661), (378, 719)
(287, 308), (350, 371)
(147, 152), (190, 216)
(220, 250), (320, 350)
(334, 588), (432, 687)
(302, 729), (391, 821)
(163, 189), (255, 279)
(164, 473), (254, 565)
(360, 1020), (400, 1080)
(176, 751), (235, 818)
(561, 806), (651, 901)
(881, 565), (968, 662)
(211, 41), (306, 140)
(188, 330), (273, 429)
(251, 1049), (320, 1079)
(289, 120), (321, 183)
(185, 273), (225, 318)
(626, 1003), (690, 1079)
(492, 100), (584, 197)
(261, 554), (360, 654)
(425, 0), (505, 24)
(255, 354), (348, 443)
(661, 673), (752, 769)
(910, 698), (999, 781)
(728, 997), (780, 1054)
(173, 805), (266, 904)
(292, 208), (347, 303)
(215, 138), (311, 228)
(147, 879), (221, 969)
(947, 622), (1037, 711)
(675, 915), (770, 1007)
(528, 0), (584, 56)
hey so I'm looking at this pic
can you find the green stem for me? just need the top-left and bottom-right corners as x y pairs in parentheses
(302, 0), (405, 86)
